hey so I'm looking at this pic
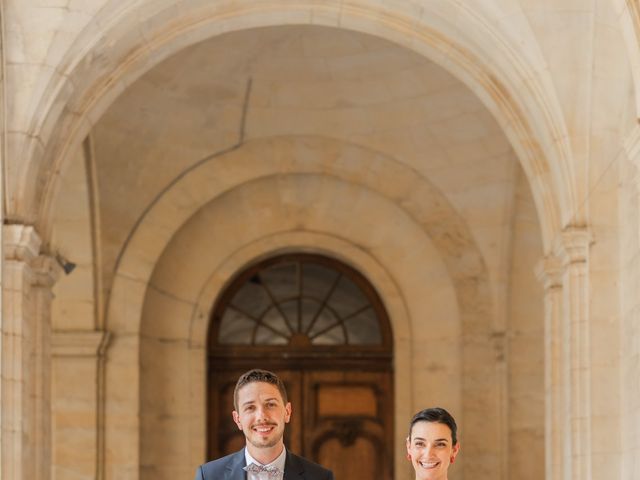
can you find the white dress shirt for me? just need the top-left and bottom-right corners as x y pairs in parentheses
(244, 446), (287, 480)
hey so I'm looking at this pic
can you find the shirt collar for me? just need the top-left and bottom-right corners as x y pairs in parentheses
(244, 445), (287, 472)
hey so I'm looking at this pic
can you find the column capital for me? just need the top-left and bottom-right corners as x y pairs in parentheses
(51, 331), (111, 358)
(553, 226), (591, 266)
(31, 255), (63, 288)
(2, 224), (41, 263)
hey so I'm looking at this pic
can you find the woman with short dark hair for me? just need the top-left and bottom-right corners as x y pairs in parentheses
(406, 407), (460, 480)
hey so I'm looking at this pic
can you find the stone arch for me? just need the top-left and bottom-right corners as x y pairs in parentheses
(136, 174), (460, 480)
(141, 230), (414, 479)
(105, 137), (499, 478)
(109, 136), (488, 335)
(20, 0), (568, 250)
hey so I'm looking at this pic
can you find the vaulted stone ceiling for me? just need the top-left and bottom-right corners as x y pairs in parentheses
(91, 25), (527, 297)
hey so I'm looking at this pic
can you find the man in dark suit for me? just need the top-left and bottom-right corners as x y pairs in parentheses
(194, 369), (334, 480)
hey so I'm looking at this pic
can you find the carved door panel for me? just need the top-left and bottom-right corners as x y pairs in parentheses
(303, 370), (393, 480)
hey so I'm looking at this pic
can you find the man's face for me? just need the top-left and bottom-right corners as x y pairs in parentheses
(406, 421), (460, 480)
(232, 381), (292, 451)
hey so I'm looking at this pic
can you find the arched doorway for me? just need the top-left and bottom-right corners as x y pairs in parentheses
(208, 253), (394, 479)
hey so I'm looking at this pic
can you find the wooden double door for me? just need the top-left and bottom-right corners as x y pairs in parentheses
(208, 368), (394, 480)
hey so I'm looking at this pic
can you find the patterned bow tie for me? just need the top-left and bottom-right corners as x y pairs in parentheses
(243, 462), (282, 478)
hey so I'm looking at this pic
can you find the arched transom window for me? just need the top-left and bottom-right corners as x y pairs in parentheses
(211, 254), (390, 348)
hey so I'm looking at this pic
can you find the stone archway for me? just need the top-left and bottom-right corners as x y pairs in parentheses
(15, 1), (568, 250)
(186, 230), (415, 479)
(135, 173), (462, 480)
(103, 136), (499, 479)
(208, 253), (396, 480)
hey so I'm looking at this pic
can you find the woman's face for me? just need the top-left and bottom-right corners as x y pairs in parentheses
(406, 421), (460, 480)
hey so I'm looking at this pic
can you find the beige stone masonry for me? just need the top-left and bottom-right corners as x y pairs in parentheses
(31, 254), (61, 480)
(554, 226), (592, 480)
(536, 254), (563, 480)
(537, 226), (596, 480)
(51, 330), (110, 480)
(52, 330), (110, 357)
(624, 122), (640, 161)
(621, 119), (640, 480)
(615, 0), (640, 116)
(2, 224), (59, 480)
(2, 224), (40, 480)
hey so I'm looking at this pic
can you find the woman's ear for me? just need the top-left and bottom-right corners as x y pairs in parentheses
(450, 442), (461, 464)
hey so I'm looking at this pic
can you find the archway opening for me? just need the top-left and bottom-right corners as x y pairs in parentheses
(208, 253), (394, 480)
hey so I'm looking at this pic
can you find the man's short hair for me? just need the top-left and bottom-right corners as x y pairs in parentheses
(408, 407), (458, 445)
(233, 368), (288, 410)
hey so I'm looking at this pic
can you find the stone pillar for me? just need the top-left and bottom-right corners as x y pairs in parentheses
(2, 224), (59, 480)
(32, 255), (62, 480)
(51, 330), (110, 480)
(536, 255), (564, 480)
(556, 227), (592, 480)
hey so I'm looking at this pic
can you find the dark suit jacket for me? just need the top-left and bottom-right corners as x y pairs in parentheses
(194, 449), (334, 480)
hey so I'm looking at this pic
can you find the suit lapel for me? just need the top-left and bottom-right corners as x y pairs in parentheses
(283, 451), (304, 480)
(225, 449), (247, 480)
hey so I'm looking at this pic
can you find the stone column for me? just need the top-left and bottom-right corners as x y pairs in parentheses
(536, 255), (564, 480)
(51, 330), (110, 480)
(32, 254), (62, 480)
(556, 227), (592, 480)
(1, 224), (60, 480)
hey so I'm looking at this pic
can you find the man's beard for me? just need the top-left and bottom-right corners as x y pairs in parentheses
(249, 436), (281, 449)
(248, 424), (283, 449)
